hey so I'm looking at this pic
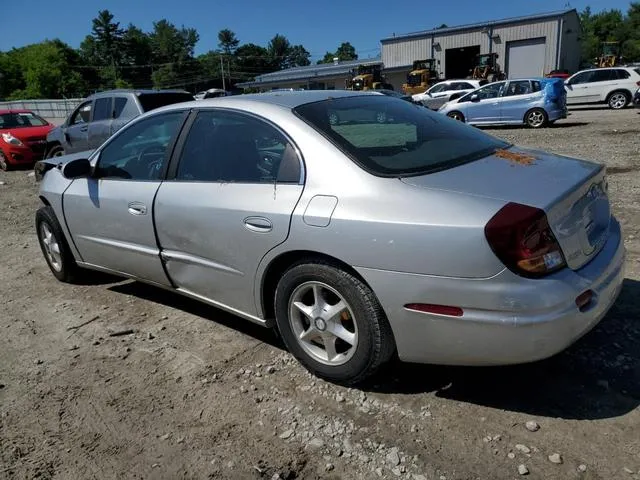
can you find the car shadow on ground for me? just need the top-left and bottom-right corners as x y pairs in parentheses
(481, 121), (589, 131)
(107, 280), (282, 349)
(106, 277), (639, 421)
(366, 278), (640, 421)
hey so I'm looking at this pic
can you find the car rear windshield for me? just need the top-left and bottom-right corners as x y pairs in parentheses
(137, 93), (193, 112)
(293, 96), (510, 177)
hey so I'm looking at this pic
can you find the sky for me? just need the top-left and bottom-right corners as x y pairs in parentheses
(1, 0), (634, 62)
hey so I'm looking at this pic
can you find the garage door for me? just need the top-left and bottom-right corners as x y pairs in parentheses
(506, 38), (546, 78)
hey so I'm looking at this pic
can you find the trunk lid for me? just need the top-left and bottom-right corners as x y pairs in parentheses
(401, 147), (610, 270)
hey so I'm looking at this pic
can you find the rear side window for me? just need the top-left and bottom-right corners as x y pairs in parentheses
(614, 69), (630, 79)
(93, 97), (113, 121)
(175, 110), (301, 184)
(635, 68), (640, 76)
(591, 70), (616, 82)
(138, 93), (194, 112)
(294, 96), (509, 177)
(531, 81), (542, 92)
(114, 97), (128, 118)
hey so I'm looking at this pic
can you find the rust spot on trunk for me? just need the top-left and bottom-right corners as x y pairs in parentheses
(494, 149), (536, 166)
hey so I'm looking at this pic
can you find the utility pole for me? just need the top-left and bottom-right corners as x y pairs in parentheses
(220, 55), (226, 90)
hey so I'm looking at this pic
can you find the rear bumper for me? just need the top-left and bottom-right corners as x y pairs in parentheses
(356, 217), (625, 365)
(547, 105), (568, 121)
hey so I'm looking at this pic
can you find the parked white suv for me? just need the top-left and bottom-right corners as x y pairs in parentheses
(412, 79), (486, 110)
(565, 67), (640, 109)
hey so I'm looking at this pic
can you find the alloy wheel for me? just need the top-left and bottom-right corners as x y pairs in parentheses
(527, 110), (545, 128)
(40, 223), (63, 272)
(288, 281), (358, 366)
(448, 112), (463, 121)
(609, 93), (627, 109)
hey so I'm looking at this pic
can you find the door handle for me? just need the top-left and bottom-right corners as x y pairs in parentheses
(243, 216), (273, 233)
(80, 126), (88, 132)
(128, 202), (147, 216)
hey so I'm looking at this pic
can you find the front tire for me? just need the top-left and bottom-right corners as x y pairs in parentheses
(0, 150), (10, 171)
(46, 145), (65, 159)
(36, 206), (80, 282)
(274, 261), (395, 385)
(607, 91), (629, 110)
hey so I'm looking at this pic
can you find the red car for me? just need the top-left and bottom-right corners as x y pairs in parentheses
(0, 110), (54, 171)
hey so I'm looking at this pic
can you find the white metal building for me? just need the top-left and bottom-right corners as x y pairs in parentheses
(381, 9), (581, 90)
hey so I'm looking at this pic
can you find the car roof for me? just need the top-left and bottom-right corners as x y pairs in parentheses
(88, 89), (192, 99)
(0, 109), (35, 115)
(152, 90), (380, 113)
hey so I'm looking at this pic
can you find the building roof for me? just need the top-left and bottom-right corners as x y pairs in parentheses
(381, 9), (577, 43)
(236, 58), (383, 88)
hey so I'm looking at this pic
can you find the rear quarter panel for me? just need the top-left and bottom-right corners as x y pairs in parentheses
(251, 105), (508, 315)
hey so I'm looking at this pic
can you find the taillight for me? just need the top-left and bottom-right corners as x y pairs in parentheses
(484, 202), (566, 278)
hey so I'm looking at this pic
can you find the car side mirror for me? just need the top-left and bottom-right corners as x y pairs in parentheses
(470, 94), (480, 102)
(62, 158), (91, 179)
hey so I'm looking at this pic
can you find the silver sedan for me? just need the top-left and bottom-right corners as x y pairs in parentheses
(34, 90), (625, 385)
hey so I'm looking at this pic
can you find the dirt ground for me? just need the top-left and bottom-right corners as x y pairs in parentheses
(1, 107), (639, 480)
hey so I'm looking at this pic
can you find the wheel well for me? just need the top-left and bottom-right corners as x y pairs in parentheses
(39, 195), (51, 207)
(606, 89), (631, 101)
(45, 141), (62, 157)
(260, 250), (371, 320)
(447, 110), (465, 121)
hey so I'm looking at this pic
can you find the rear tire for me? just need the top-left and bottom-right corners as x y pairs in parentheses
(447, 111), (465, 122)
(36, 206), (81, 283)
(525, 108), (548, 128)
(607, 91), (629, 110)
(274, 261), (396, 385)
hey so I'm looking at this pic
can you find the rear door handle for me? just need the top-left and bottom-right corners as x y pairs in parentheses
(128, 202), (147, 216)
(243, 216), (272, 233)
(80, 126), (88, 132)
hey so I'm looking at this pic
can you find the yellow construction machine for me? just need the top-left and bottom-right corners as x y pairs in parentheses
(402, 59), (439, 95)
(595, 42), (622, 68)
(469, 53), (506, 82)
(347, 64), (393, 91)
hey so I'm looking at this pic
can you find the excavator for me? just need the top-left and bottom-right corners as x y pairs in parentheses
(595, 42), (622, 68)
(347, 65), (393, 91)
(468, 53), (506, 82)
(402, 59), (439, 95)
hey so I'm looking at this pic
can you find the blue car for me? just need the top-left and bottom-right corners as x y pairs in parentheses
(438, 78), (567, 128)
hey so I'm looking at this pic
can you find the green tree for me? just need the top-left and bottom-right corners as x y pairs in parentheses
(91, 10), (124, 72)
(4, 40), (86, 99)
(149, 19), (200, 88)
(121, 24), (153, 88)
(218, 29), (239, 55)
(268, 34), (291, 69)
(233, 43), (275, 79)
(287, 45), (311, 67)
(317, 42), (358, 64)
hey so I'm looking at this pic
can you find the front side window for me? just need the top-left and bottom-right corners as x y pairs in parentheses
(95, 111), (185, 180)
(428, 83), (449, 94)
(175, 110), (301, 183)
(455, 82), (475, 90)
(470, 82), (506, 100)
(569, 71), (594, 84)
(93, 97), (113, 121)
(69, 101), (92, 125)
(294, 95), (509, 177)
(504, 80), (532, 97)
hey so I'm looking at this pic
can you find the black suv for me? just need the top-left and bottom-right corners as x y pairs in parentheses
(45, 89), (194, 158)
